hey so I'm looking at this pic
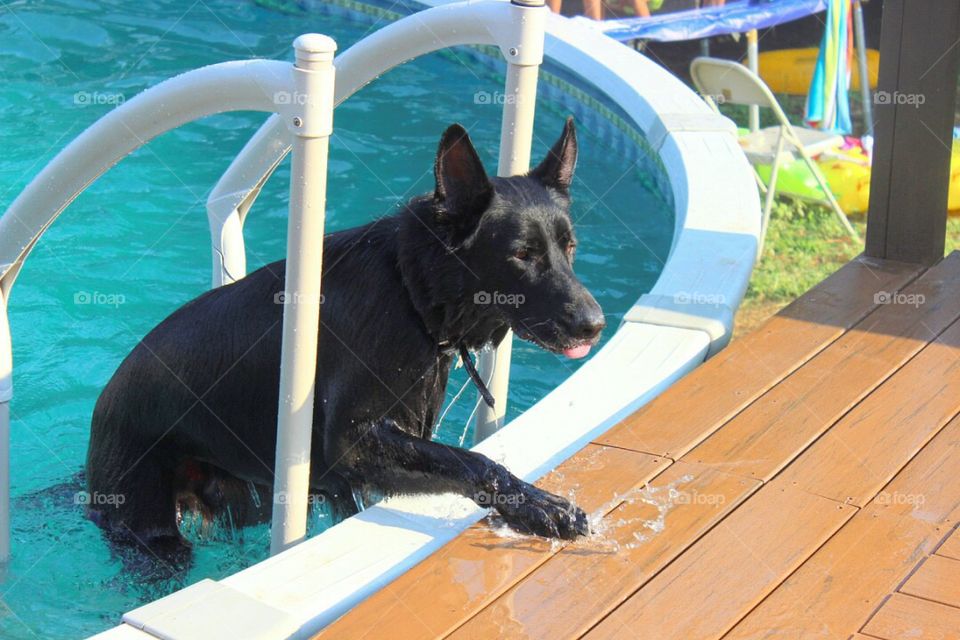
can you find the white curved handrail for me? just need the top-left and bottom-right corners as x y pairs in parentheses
(0, 0), (554, 572)
(0, 58), (297, 563)
(206, 0), (548, 442)
(0, 59), (292, 295)
(206, 0), (542, 287)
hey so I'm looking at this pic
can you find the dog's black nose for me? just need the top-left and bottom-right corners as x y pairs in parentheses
(571, 308), (606, 340)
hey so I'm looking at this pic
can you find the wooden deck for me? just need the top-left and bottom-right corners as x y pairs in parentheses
(314, 253), (960, 640)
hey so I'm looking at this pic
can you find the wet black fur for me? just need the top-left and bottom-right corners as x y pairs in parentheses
(85, 118), (605, 558)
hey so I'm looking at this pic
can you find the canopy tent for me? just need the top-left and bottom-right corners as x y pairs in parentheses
(581, 0), (829, 43)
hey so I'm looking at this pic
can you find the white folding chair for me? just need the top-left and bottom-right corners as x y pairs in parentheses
(690, 56), (860, 256)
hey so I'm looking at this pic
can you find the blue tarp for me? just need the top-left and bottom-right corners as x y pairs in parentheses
(586, 0), (828, 43)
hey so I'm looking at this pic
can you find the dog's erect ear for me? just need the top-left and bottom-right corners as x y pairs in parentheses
(530, 117), (578, 192)
(434, 124), (492, 233)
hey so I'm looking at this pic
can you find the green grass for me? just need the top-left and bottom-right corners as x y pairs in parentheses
(736, 198), (960, 334)
(686, 86), (960, 334)
(747, 200), (862, 303)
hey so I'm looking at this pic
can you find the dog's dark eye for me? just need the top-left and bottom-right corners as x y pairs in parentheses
(514, 248), (531, 261)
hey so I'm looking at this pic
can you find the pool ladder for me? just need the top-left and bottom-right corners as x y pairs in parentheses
(0, 0), (549, 561)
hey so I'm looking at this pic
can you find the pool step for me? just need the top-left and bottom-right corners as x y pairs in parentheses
(121, 579), (298, 640)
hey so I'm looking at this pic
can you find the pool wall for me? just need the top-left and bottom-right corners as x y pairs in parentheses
(75, 1), (760, 637)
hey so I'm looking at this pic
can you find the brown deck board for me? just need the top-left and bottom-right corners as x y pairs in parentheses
(313, 254), (960, 640)
(937, 526), (960, 561)
(722, 413), (960, 639)
(595, 256), (921, 458)
(861, 593), (960, 640)
(689, 252), (960, 481)
(774, 316), (960, 506)
(446, 462), (759, 639)
(902, 555), (960, 609)
(582, 485), (854, 639)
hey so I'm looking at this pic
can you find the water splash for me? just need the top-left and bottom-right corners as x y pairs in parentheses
(487, 473), (696, 554)
(598, 473), (696, 550)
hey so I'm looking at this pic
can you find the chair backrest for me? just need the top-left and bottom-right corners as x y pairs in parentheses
(690, 57), (790, 127)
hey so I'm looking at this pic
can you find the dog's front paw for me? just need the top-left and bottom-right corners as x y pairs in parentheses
(486, 481), (589, 540)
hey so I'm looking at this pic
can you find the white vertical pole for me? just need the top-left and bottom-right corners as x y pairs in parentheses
(852, 0), (874, 137)
(0, 291), (11, 563)
(746, 29), (760, 133)
(270, 34), (336, 556)
(474, 0), (546, 443)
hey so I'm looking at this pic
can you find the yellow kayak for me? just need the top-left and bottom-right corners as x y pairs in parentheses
(755, 47), (879, 95)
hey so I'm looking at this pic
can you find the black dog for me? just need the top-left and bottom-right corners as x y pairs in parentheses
(86, 118), (605, 555)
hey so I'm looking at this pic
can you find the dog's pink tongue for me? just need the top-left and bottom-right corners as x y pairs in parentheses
(562, 343), (592, 359)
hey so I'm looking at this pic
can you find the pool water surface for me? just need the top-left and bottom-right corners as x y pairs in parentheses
(0, 0), (672, 636)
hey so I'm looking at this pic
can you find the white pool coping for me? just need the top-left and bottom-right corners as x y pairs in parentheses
(91, 3), (759, 639)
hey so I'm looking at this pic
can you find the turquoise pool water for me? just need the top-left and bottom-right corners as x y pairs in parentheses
(0, 0), (672, 636)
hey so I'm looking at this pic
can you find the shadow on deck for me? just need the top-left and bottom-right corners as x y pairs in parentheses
(315, 252), (960, 639)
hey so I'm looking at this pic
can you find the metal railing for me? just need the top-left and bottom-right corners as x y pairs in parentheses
(0, 0), (549, 561)
(204, 0), (549, 443)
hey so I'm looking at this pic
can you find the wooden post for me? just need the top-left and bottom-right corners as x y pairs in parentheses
(865, 0), (960, 265)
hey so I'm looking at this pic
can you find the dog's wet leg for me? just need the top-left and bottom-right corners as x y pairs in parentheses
(328, 418), (588, 539)
(86, 440), (190, 565)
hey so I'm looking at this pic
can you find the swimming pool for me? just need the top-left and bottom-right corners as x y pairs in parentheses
(0, 0), (673, 636)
